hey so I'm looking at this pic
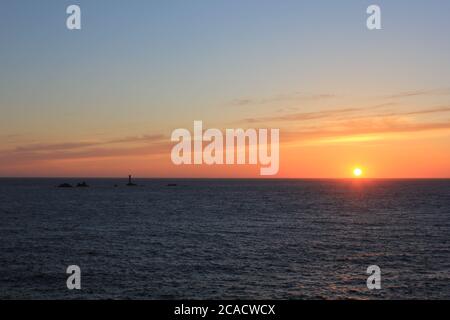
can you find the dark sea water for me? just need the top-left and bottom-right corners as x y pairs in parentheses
(0, 178), (449, 299)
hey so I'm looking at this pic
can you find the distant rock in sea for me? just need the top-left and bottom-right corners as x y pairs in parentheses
(76, 181), (89, 187)
(57, 183), (73, 188)
(167, 183), (177, 187)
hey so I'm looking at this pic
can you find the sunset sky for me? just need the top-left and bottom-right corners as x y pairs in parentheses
(1, 0), (450, 178)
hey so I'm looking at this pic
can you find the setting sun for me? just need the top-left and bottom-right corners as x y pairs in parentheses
(353, 168), (363, 177)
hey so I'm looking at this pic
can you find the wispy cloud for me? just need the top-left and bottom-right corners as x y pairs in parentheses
(0, 142), (171, 165)
(0, 134), (169, 166)
(331, 105), (450, 123)
(14, 134), (166, 153)
(231, 92), (337, 106)
(282, 119), (450, 144)
(384, 88), (450, 99)
(243, 103), (395, 123)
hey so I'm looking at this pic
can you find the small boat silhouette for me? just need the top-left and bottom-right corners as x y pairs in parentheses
(167, 183), (177, 187)
(58, 183), (73, 188)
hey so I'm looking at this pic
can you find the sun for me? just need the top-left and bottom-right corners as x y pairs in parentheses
(353, 168), (363, 177)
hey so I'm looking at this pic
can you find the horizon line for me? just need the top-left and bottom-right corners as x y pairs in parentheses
(0, 176), (449, 180)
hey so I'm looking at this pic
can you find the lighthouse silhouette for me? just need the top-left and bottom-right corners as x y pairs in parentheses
(126, 175), (137, 186)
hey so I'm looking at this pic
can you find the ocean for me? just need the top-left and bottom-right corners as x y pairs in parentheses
(0, 178), (449, 299)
